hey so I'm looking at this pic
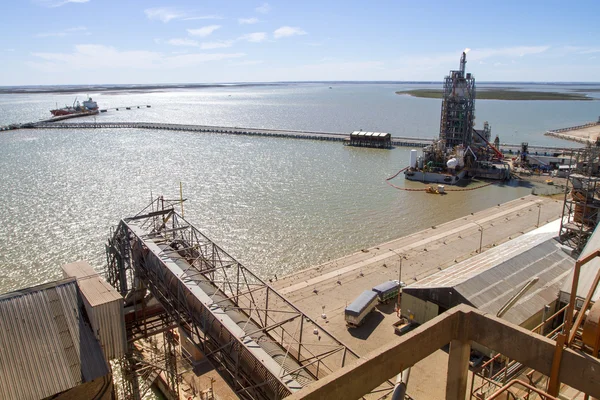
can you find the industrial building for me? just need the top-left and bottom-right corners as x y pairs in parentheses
(0, 279), (114, 400)
(401, 220), (574, 338)
(346, 130), (392, 149)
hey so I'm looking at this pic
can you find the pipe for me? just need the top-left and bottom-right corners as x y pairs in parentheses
(391, 368), (411, 400)
(497, 277), (539, 318)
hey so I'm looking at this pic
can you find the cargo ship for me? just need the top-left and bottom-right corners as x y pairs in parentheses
(404, 51), (509, 185)
(50, 96), (99, 116)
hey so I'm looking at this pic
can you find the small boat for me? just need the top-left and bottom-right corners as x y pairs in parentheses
(546, 179), (554, 185)
(426, 185), (446, 194)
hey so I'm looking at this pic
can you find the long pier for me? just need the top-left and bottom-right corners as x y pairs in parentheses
(22, 121), (434, 147)
(2, 120), (577, 152)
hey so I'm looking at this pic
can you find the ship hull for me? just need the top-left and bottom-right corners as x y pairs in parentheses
(404, 169), (466, 185)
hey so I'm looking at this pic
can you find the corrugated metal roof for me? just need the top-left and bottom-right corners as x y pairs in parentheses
(0, 279), (109, 400)
(560, 222), (600, 303)
(405, 220), (574, 326)
(345, 290), (378, 316)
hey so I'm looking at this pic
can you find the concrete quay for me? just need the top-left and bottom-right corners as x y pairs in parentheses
(273, 194), (563, 399)
(545, 120), (600, 145)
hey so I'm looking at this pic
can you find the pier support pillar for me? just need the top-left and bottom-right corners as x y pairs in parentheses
(446, 339), (470, 400)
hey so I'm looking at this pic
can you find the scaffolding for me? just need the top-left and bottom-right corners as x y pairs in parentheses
(106, 196), (374, 400)
(559, 146), (600, 254)
(439, 51), (476, 149)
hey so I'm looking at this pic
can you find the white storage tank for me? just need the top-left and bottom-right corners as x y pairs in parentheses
(62, 261), (126, 361)
(447, 158), (458, 169)
(409, 149), (418, 169)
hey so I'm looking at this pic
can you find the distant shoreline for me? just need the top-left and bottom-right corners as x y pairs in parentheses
(1, 81), (600, 95)
(396, 89), (593, 101)
(0, 83), (289, 95)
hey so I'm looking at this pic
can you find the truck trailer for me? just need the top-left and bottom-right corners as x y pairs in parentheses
(372, 280), (405, 303)
(345, 290), (379, 327)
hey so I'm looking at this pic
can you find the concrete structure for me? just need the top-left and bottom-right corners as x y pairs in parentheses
(273, 195), (564, 398)
(62, 260), (126, 361)
(0, 279), (112, 400)
(401, 220), (574, 334)
(545, 120), (600, 145)
(285, 305), (600, 400)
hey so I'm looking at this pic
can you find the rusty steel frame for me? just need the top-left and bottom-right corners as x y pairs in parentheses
(106, 196), (365, 399)
(559, 148), (600, 254)
(487, 379), (560, 400)
(440, 53), (476, 149)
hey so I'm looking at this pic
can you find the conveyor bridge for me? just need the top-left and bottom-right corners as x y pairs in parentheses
(106, 197), (361, 399)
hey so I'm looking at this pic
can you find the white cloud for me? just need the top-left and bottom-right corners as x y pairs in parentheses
(35, 26), (88, 38)
(239, 17), (259, 25)
(273, 26), (307, 39)
(182, 15), (223, 21)
(238, 32), (267, 43)
(228, 60), (264, 66)
(256, 3), (270, 14)
(29, 44), (245, 71)
(166, 38), (199, 47)
(37, 0), (89, 7)
(395, 46), (551, 73)
(200, 41), (234, 50)
(187, 25), (221, 37)
(561, 46), (600, 55)
(144, 8), (186, 23)
(468, 46), (549, 60)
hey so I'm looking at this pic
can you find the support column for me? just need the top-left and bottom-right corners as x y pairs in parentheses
(446, 339), (471, 400)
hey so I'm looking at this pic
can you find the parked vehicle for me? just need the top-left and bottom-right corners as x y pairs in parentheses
(372, 280), (406, 303)
(345, 290), (379, 327)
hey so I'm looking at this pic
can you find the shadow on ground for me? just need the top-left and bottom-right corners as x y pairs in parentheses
(347, 311), (384, 339)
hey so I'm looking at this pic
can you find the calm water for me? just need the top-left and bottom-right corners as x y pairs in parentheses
(0, 83), (598, 292)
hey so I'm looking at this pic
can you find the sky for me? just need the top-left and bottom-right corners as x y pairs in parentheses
(1, 0), (599, 85)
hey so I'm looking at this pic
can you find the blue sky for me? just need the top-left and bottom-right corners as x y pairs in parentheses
(1, 0), (599, 85)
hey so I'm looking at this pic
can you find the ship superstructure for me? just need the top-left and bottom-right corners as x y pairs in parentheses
(50, 96), (98, 117)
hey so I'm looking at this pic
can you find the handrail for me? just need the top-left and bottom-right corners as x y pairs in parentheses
(486, 379), (560, 400)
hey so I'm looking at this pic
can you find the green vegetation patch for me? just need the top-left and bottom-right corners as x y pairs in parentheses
(396, 89), (593, 101)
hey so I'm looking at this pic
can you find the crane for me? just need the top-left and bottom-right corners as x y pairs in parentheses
(474, 130), (504, 160)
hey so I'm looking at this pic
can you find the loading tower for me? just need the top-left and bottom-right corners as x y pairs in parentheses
(559, 145), (600, 253)
(439, 51), (476, 149)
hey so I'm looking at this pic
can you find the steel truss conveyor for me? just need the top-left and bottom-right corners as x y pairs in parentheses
(106, 198), (361, 399)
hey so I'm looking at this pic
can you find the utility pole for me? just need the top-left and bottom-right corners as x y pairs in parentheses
(537, 203), (542, 227)
(474, 221), (483, 254)
(389, 249), (403, 311)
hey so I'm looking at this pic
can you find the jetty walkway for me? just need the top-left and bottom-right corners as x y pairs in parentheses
(19, 121), (433, 147)
(2, 120), (577, 152)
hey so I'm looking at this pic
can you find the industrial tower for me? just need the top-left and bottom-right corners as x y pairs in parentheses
(439, 51), (476, 149)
